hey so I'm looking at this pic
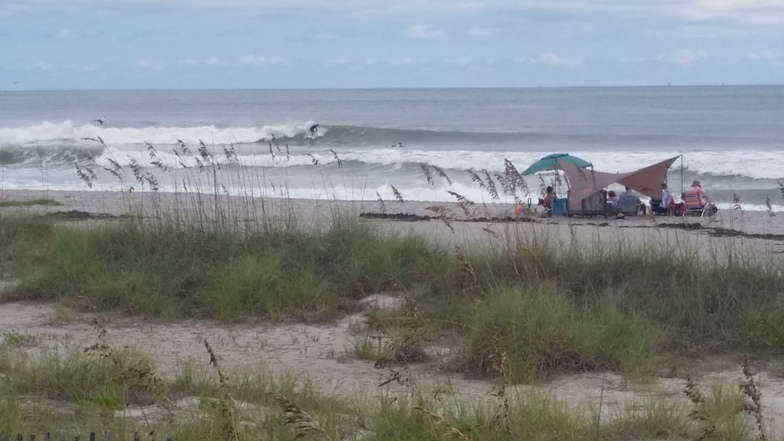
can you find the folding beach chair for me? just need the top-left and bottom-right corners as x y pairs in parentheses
(618, 193), (639, 216)
(682, 190), (717, 217)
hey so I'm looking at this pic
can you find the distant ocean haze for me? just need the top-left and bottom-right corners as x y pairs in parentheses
(1, 87), (783, 211)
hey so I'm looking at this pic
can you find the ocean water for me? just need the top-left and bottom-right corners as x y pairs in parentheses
(1, 87), (783, 211)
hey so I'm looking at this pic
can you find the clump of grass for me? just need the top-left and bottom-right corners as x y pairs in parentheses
(85, 317), (170, 409)
(8, 218), (451, 321)
(364, 292), (428, 368)
(1, 331), (39, 348)
(457, 286), (658, 381)
(0, 198), (62, 208)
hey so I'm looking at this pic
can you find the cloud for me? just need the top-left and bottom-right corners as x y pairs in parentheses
(406, 23), (443, 40)
(238, 55), (293, 65)
(516, 52), (581, 68)
(670, 49), (707, 65)
(135, 59), (166, 71)
(468, 27), (501, 37)
(746, 49), (776, 60)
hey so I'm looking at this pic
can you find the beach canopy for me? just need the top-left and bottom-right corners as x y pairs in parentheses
(521, 153), (592, 175)
(560, 156), (680, 203)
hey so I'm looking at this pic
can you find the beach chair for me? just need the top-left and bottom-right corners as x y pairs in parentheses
(568, 190), (608, 218)
(618, 193), (639, 216)
(682, 190), (717, 217)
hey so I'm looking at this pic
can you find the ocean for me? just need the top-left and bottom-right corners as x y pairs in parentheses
(1, 87), (783, 211)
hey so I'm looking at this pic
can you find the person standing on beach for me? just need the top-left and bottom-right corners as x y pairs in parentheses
(660, 183), (672, 213)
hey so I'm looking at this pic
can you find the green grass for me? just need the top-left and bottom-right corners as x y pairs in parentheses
(0, 344), (764, 441)
(0, 198), (62, 208)
(3, 212), (784, 381)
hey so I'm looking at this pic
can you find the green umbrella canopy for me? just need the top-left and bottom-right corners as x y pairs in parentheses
(521, 153), (592, 175)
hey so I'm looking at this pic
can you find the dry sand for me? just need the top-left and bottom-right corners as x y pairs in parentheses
(3, 189), (784, 432)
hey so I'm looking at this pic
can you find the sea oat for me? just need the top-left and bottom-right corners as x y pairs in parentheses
(204, 339), (239, 441)
(103, 167), (123, 181)
(503, 159), (527, 192)
(739, 355), (766, 441)
(432, 165), (452, 186)
(488, 350), (511, 434)
(481, 227), (501, 239)
(684, 376), (717, 441)
(146, 143), (157, 159)
(765, 195), (775, 217)
(307, 153), (320, 166)
(150, 161), (168, 172)
(455, 245), (479, 290)
(467, 169), (485, 189)
(272, 393), (333, 441)
(416, 407), (470, 441)
(75, 165), (93, 188)
(447, 190), (475, 217)
(329, 149), (343, 168)
(426, 205), (455, 233)
(483, 170), (499, 200)
(420, 164), (434, 186)
(389, 185), (405, 203)
(376, 191), (387, 214)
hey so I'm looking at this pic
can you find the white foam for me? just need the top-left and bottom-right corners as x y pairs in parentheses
(0, 121), (318, 146)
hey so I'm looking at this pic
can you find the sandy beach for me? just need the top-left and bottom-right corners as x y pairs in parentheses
(3, 188), (784, 260)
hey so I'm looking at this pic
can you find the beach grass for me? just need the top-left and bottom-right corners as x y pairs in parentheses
(0, 339), (766, 441)
(2, 209), (784, 383)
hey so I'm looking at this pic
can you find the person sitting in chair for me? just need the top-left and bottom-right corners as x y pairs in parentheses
(607, 190), (619, 214)
(538, 186), (555, 217)
(691, 180), (708, 206)
(622, 187), (646, 214)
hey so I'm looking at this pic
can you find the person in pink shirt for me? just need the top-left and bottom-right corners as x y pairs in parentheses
(691, 180), (708, 206)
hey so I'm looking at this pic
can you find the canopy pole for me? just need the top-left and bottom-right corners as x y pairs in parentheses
(680, 155), (684, 196)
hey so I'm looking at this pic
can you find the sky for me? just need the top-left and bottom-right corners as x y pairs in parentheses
(1, 0), (784, 89)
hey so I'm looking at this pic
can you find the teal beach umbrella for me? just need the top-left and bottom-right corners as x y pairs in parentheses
(522, 153), (592, 175)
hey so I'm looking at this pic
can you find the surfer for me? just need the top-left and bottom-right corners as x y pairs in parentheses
(92, 116), (106, 126)
(391, 142), (403, 148)
(309, 124), (319, 135)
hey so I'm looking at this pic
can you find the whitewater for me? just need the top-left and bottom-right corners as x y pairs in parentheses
(1, 87), (783, 211)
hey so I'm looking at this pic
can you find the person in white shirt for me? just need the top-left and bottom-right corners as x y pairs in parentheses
(660, 183), (672, 213)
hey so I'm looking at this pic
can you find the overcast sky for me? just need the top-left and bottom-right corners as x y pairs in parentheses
(2, 0), (783, 90)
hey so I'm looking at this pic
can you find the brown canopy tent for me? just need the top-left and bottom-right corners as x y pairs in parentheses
(560, 155), (680, 206)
